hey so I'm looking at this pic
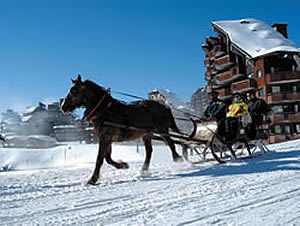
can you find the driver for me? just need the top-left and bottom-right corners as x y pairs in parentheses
(202, 91), (226, 123)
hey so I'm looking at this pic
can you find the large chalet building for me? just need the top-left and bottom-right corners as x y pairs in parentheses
(202, 18), (300, 143)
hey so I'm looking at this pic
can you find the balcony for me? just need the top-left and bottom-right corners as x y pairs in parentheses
(270, 112), (300, 124)
(216, 71), (231, 81)
(267, 92), (300, 104)
(218, 87), (231, 97)
(266, 71), (300, 84)
(287, 92), (300, 99)
(231, 79), (256, 93)
(267, 93), (284, 103)
(288, 112), (300, 122)
(271, 114), (285, 124)
(215, 54), (230, 66)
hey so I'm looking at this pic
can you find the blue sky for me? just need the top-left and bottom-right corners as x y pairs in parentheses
(0, 0), (300, 113)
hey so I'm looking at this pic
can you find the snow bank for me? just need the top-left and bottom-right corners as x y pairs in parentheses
(0, 143), (144, 171)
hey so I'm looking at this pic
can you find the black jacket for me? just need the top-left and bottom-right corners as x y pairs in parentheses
(248, 98), (270, 124)
(202, 98), (226, 122)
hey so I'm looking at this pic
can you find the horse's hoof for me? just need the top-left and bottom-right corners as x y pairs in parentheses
(174, 156), (184, 163)
(87, 178), (97, 185)
(121, 162), (129, 169)
(116, 161), (129, 169)
(141, 166), (149, 172)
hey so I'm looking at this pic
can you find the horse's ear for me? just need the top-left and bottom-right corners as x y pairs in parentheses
(77, 74), (82, 83)
(72, 74), (83, 85)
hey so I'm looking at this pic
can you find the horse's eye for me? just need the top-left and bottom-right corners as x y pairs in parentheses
(71, 87), (79, 95)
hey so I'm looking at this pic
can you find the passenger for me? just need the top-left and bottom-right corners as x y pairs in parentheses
(246, 90), (270, 139)
(219, 93), (248, 142)
(226, 93), (248, 118)
(246, 90), (270, 126)
(202, 91), (226, 123)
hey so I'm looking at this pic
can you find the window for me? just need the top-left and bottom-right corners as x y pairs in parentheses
(292, 85), (297, 93)
(272, 105), (283, 113)
(272, 86), (280, 94)
(295, 104), (299, 113)
(275, 125), (281, 134)
(296, 125), (300, 133)
(283, 105), (289, 113)
(285, 125), (291, 134)
(257, 69), (261, 79)
(258, 88), (264, 97)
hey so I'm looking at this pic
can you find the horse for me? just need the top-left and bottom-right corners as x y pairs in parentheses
(61, 75), (183, 185)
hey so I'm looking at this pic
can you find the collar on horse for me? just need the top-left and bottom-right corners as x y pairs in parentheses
(84, 92), (112, 122)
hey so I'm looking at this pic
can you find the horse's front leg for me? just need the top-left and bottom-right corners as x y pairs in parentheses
(87, 141), (110, 185)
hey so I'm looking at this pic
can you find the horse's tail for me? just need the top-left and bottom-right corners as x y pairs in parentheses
(170, 118), (181, 134)
(168, 108), (180, 134)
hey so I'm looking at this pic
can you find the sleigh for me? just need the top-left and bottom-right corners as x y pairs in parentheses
(181, 115), (271, 164)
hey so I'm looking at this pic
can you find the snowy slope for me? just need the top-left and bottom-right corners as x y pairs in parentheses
(1, 140), (300, 225)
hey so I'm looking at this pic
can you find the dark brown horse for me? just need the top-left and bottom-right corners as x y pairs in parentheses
(61, 75), (183, 185)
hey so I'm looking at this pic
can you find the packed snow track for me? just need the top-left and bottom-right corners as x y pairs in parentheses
(1, 141), (300, 225)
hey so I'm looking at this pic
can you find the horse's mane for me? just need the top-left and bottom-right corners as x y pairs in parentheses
(83, 80), (108, 94)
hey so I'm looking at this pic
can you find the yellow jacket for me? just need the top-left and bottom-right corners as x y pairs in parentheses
(226, 100), (248, 117)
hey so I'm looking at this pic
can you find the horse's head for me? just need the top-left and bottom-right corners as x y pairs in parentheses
(61, 74), (109, 114)
(60, 74), (87, 113)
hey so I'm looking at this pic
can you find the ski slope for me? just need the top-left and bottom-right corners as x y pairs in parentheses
(1, 140), (300, 225)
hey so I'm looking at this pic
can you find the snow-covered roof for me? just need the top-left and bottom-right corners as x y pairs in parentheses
(212, 18), (300, 59)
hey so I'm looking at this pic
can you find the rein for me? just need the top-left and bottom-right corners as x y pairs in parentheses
(112, 89), (202, 120)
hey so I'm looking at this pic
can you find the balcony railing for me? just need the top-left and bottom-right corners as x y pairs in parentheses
(215, 54), (230, 66)
(267, 92), (300, 104)
(288, 112), (300, 122)
(266, 71), (300, 83)
(271, 112), (300, 124)
(287, 92), (300, 99)
(231, 79), (256, 92)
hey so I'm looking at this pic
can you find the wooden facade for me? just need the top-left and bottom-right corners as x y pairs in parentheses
(203, 19), (300, 143)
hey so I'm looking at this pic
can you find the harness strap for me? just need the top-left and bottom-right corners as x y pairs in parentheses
(84, 93), (109, 121)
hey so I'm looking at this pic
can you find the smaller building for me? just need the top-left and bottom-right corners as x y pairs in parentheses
(149, 89), (195, 134)
(188, 87), (208, 117)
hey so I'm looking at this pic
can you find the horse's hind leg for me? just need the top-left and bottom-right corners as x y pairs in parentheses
(162, 135), (183, 162)
(105, 145), (129, 169)
(142, 135), (153, 171)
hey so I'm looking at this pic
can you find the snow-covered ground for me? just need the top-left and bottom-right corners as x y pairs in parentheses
(1, 139), (300, 225)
